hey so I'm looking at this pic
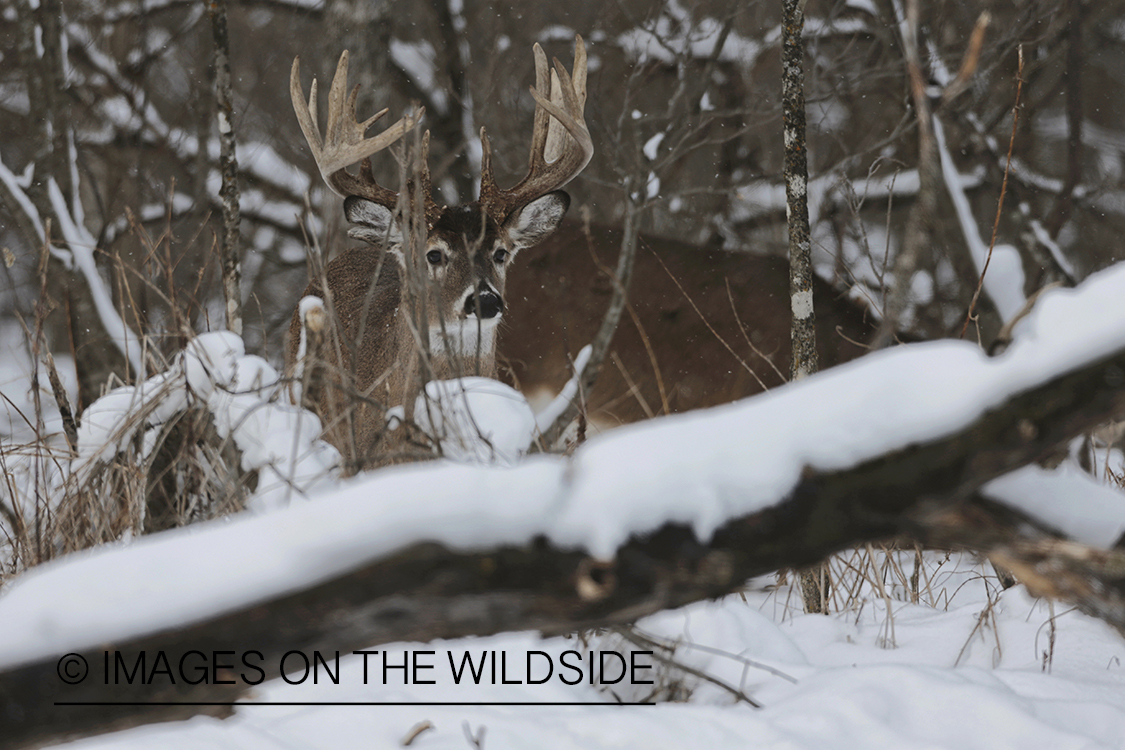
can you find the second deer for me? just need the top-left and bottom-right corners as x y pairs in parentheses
(286, 37), (592, 468)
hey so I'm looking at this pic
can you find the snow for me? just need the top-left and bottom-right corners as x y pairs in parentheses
(414, 378), (536, 465)
(984, 464), (1125, 548)
(29, 561), (1125, 750)
(618, 1), (762, 66)
(74, 331), (339, 508)
(390, 40), (449, 115)
(0, 327), (77, 443)
(0, 153), (46, 243)
(75, 372), (185, 465)
(533, 344), (592, 434)
(4, 262), (1125, 672)
(617, 2), (871, 67)
(732, 165), (984, 227)
(847, 0), (879, 14)
(1027, 215), (1077, 279)
(69, 22), (307, 219)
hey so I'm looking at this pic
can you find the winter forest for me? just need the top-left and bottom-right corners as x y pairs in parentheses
(2, 0), (1125, 747)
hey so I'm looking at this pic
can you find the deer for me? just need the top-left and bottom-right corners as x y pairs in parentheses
(286, 37), (593, 468)
(498, 220), (879, 431)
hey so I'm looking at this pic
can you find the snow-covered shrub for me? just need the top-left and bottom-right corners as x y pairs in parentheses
(0, 331), (344, 583)
(76, 331), (340, 515)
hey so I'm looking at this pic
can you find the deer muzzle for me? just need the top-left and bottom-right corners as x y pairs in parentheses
(465, 287), (504, 320)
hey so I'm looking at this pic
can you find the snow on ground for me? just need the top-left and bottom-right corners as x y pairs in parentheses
(49, 556), (1125, 750)
(4, 262), (1125, 669)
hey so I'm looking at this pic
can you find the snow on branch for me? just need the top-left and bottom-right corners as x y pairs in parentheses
(534, 344), (592, 434)
(730, 164), (985, 229)
(66, 24), (310, 207)
(0, 156), (46, 244)
(46, 179), (143, 373)
(615, 0), (868, 66)
(3, 256), (1125, 743)
(984, 464), (1125, 548)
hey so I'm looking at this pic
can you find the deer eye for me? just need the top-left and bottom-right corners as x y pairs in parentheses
(493, 248), (508, 264)
(426, 249), (444, 265)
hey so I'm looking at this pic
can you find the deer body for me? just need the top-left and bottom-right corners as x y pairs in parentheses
(286, 39), (591, 467)
(500, 221), (878, 429)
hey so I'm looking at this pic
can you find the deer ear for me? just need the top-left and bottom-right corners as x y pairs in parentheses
(503, 191), (570, 251)
(345, 196), (403, 248)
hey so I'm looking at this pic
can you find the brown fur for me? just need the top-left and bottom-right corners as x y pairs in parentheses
(501, 221), (879, 429)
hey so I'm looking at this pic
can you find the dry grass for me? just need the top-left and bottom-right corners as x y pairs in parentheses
(0, 211), (259, 586)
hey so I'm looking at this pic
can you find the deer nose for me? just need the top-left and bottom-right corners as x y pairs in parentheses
(465, 289), (503, 319)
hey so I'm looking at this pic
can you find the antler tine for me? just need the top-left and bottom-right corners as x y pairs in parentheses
(528, 43), (552, 170)
(290, 51), (423, 208)
(290, 57), (322, 161)
(536, 57), (591, 165)
(479, 35), (594, 225)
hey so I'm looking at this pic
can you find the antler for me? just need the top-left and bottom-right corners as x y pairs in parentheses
(291, 51), (439, 223)
(478, 35), (594, 224)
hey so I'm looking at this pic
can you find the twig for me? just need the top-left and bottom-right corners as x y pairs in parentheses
(960, 45), (1024, 339)
(648, 247), (768, 392)
(941, 12), (991, 105)
(613, 626), (763, 707)
(461, 721), (485, 749)
(539, 204), (641, 448)
(726, 278), (787, 382)
(401, 720), (434, 746)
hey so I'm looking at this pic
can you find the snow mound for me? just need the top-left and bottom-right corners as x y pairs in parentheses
(415, 377), (536, 465)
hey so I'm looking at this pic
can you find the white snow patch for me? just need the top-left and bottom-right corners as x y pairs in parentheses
(389, 40), (448, 115)
(9, 558), (1125, 750)
(985, 464), (1125, 548)
(534, 344), (593, 434)
(415, 378), (536, 465)
(47, 179), (143, 372)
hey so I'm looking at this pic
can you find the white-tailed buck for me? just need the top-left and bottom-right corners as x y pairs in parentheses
(287, 37), (592, 467)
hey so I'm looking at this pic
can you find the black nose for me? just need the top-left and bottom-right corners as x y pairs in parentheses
(465, 290), (503, 319)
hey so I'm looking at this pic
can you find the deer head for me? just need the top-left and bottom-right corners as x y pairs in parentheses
(287, 37), (592, 465)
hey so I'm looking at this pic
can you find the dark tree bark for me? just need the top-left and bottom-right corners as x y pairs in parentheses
(782, 0), (817, 383)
